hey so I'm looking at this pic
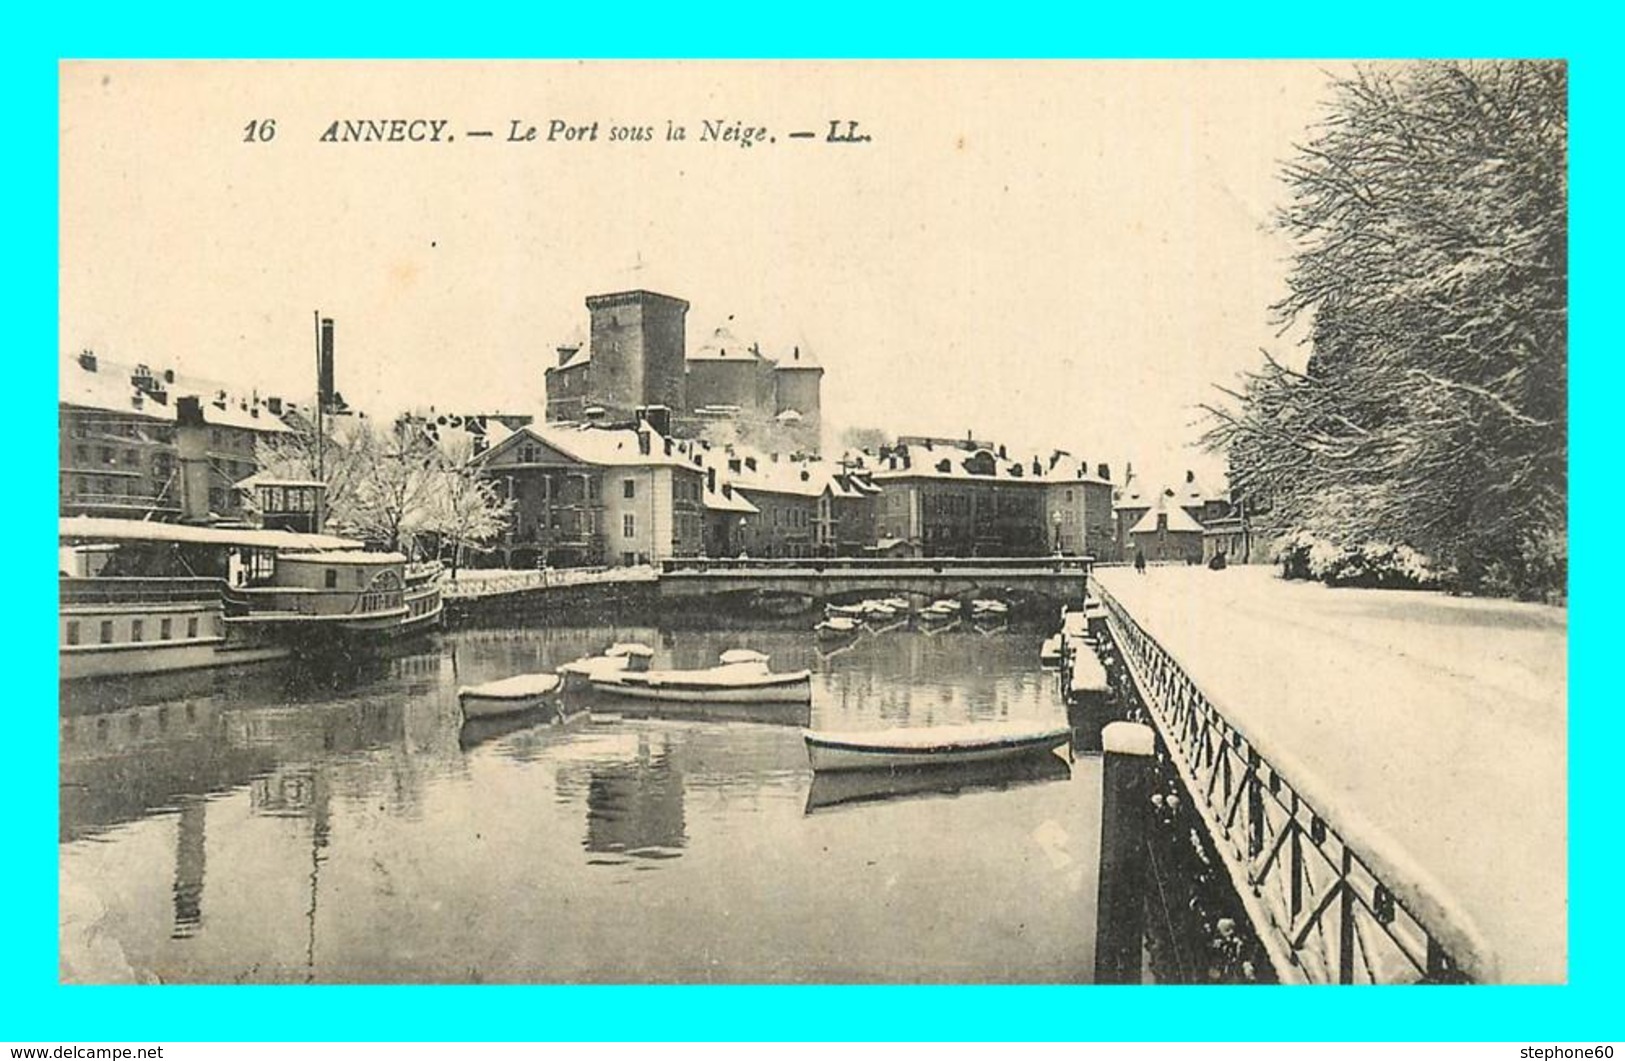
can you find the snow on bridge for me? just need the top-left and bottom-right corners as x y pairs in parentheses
(1094, 565), (1566, 984)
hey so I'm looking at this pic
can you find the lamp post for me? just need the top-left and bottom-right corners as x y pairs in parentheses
(1052, 510), (1064, 557)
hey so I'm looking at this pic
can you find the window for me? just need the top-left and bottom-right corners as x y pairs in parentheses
(325, 569), (338, 589)
(131, 619), (144, 642)
(100, 620), (114, 644)
(623, 513), (636, 539)
(66, 621), (80, 646)
(160, 617), (173, 640)
(187, 616), (199, 639)
(622, 551), (636, 566)
(623, 478), (636, 499)
(99, 446), (113, 465)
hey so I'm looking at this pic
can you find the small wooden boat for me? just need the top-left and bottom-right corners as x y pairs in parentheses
(591, 664), (813, 704)
(718, 648), (772, 670)
(972, 599), (1009, 616)
(861, 601), (899, 623)
(1039, 635), (1063, 666)
(458, 672), (564, 720)
(826, 603), (868, 620)
(816, 616), (861, 640)
(557, 642), (654, 692)
(803, 720), (1072, 772)
(881, 596), (911, 612)
(806, 750), (1071, 812)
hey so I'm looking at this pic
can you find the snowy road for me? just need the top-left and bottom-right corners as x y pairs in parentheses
(1095, 565), (1567, 984)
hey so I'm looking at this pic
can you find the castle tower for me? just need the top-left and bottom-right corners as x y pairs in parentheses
(773, 344), (824, 451)
(584, 290), (689, 421)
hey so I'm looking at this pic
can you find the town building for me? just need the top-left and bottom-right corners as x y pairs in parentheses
(60, 351), (293, 523)
(544, 290), (825, 453)
(470, 417), (707, 568)
(867, 441), (1051, 557)
(1126, 500), (1206, 563)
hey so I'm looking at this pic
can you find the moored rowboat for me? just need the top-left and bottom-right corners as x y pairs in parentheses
(803, 721), (1071, 772)
(591, 666), (813, 704)
(458, 672), (564, 720)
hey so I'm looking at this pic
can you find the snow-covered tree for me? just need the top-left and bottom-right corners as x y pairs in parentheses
(1205, 61), (1566, 599)
(420, 434), (514, 578)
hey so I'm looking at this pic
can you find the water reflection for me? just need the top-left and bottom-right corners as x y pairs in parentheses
(584, 734), (686, 862)
(805, 751), (1072, 814)
(61, 621), (1098, 984)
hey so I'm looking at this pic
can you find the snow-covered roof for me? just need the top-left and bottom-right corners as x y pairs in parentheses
(1129, 504), (1205, 535)
(704, 483), (759, 515)
(870, 443), (1105, 486)
(688, 319), (761, 362)
(60, 352), (292, 434)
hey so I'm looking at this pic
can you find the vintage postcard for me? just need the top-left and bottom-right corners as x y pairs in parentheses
(57, 60), (1566, 988)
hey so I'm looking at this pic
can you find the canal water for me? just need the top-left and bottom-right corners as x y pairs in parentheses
(59, 622), (1106, 984)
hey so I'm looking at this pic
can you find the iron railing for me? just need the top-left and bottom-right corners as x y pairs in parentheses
(60, 577), (224, 606)
(661, 556), (1093, 575)
(1093, 578), (1490, 984)
(443, 565), (658, 600)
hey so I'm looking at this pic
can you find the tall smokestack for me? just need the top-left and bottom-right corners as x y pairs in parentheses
(319, 317), (336, 411)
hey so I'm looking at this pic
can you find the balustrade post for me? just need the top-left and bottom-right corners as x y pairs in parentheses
(1247, 750), (1265, 859)
(1094, 721), (1156, 984)
(1338, 846), (1357, 984)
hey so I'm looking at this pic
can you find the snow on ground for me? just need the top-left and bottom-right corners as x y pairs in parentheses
(1096, 565), (1567, 984)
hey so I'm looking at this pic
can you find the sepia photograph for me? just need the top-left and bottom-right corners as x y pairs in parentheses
(56, 59), (1566, 990)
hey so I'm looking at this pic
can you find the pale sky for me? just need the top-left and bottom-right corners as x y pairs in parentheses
(60, 60), (1349, 491)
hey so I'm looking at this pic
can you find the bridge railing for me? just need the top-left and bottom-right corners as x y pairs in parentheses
(1093, 578), (1492, 985)
(661, 556), (1093, 575)
(444, 565), (657, 600)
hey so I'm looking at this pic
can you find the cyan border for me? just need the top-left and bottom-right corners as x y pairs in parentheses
(12, 3), (1611, 1042)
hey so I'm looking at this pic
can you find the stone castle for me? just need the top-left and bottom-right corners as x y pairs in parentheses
(543, 289), (823, 452)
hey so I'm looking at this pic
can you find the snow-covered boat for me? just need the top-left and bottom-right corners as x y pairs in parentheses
(861, 601), (900, 623)
(882, 597), (911, 612)
(1040, 635), (1064, 667)
(803, 720), (1072, 772)
(806, 749), (1071, 812)
(826, 603), (869, 620)
(458, 672), (565, 720)
(815, 616), (861, 640)
(556, 641), (654, 692)
(972, 599), (1009, 616)
(718, 648), (772, 671)
(591, 663), (813, 704)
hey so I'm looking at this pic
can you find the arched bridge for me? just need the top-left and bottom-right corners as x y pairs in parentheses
(659, 556), (1092, 610)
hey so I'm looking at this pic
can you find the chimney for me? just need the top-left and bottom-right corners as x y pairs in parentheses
(997, 444), (1007, 460)
(1186, 469), (1195, 484)
(901, 450), (911, 469)
(936, 458), (951, 473)
(319, 318), (336, 412)
(163, 368), (175, 383)
(722, 483), (733, 499)
(1097, 462), (1110, 481)
(800, 469), (810, 482)
(706, 467), (716, 492)
(557, 344), (580, 366)
(729, 457), (742, 474)
(636, 405), (672, 437)
(1032, 457), (1042, 477)
(176, 395), (204, 426)
(663, 437), (673, 457)
(770, 452), (779, 463)
(637, 429), (651, 456)
(793, 346), (800, 361)
(77, 350), (97, 372)
(745, 456), (757, 472)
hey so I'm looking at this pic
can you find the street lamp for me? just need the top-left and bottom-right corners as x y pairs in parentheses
(1052, 510), (1064, 556)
